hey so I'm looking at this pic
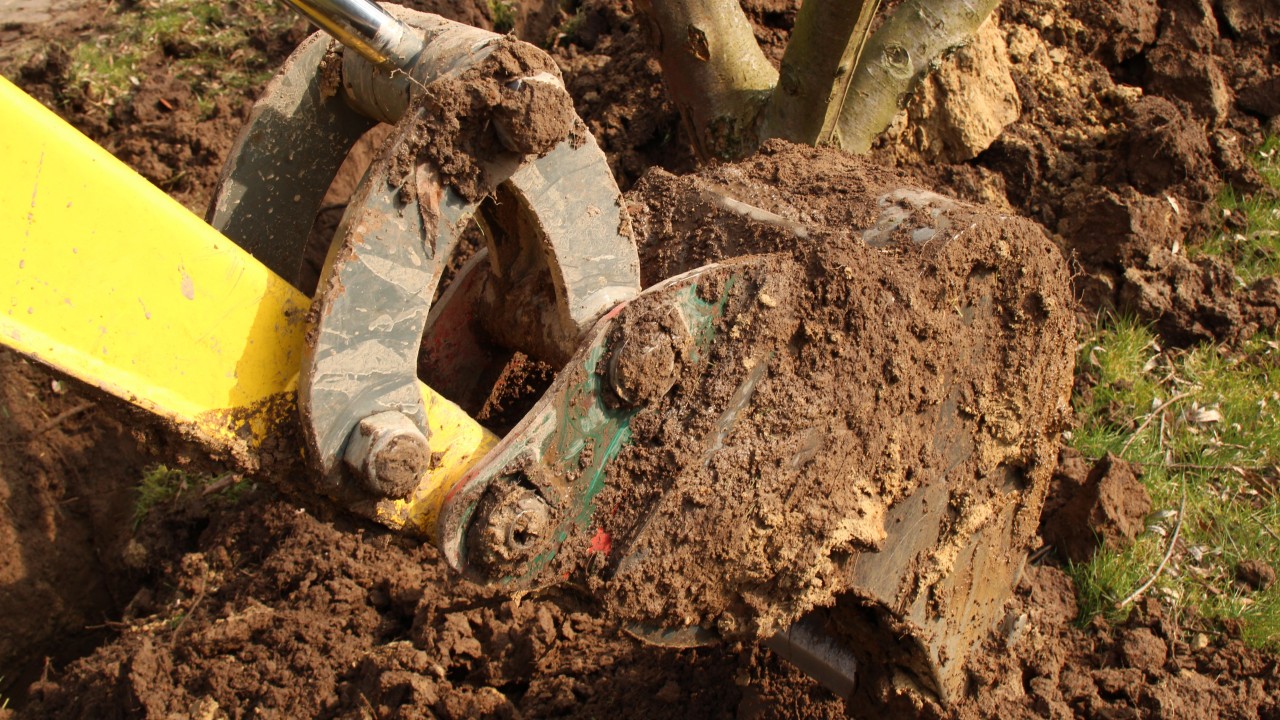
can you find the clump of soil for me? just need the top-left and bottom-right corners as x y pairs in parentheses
(401, 35), (578, 201)
(943, 566), (1280, 720)
(1041, 451), (1153, 563)
(577, 141), (1075, 703)
(1236, 558), (1277, 591)
(885, 16), (1022, 166)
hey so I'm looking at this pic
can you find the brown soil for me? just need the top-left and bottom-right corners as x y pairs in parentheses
(2, 0), (1280, 717)
(888, 0), (1280, 347)
(1041, 451), (1153, 564)
(952, 565), (1280, 720)
(398, 35), (578, 202)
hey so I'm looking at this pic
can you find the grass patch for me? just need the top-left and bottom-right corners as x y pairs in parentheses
(488, 0), (517, 33)
(50, 0), (296, 117)
(1068, 316), (1280, 647)
(133, 464), (251, 527)
(1195, 136), (1280, 285)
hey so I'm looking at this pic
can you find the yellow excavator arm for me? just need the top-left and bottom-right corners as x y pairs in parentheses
(0, 76), (496, 536)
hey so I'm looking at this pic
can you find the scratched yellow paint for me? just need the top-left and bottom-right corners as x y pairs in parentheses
(0, 77), (496, 539)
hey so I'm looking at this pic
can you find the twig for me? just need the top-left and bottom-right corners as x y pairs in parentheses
(1120, 390), (1195, 457)
(1, 400), (96, 445)
(36, 400), (96, 433)
(1116, 481), (1187, 610)
(1027, 545), (1053, 565)
(1162, 462), (1239, 472)
(1249, 511), (1280, 545)
(169, 573), (207, 643)
(201, 473), (243, 496)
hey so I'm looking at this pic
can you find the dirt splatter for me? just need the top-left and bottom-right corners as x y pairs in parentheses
(398, 35), (577, 202)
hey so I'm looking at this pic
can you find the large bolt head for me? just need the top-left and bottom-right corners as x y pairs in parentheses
(343, 411), (431, 499)
(607, 301), (690, 408)
(465, 480), (553, 577)
(608, 333), (678, 407)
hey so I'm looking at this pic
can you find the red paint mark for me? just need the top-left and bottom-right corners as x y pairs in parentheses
(589, 528), (612, 554)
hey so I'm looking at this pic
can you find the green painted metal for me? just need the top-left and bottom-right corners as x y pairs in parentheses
(436, 266), (743, 587)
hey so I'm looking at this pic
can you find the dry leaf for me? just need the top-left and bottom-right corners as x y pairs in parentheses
(1186, 406), (1222, 424)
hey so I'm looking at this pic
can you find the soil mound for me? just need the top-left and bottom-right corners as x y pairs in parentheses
(18, 495), (846, 719)
(883, 0), (1280, 346)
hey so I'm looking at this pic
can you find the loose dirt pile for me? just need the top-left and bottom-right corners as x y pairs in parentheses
(17, 493), (846, 718)
(950, 564), (1280, 720)
(879, 0), (1280, 346)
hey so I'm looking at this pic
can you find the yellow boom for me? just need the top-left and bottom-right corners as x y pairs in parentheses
(0, 76), (496, 537)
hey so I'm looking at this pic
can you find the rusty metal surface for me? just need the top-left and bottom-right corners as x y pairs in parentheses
(436, 260), (746, 582)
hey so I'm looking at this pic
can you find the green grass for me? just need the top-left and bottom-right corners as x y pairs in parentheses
(1068, 317), (1280, 647)
(133, 464), (251, 527)
(488, 0), (517, 33)
(1069, 136), (1280, 647)
(49, 0), (296, 118)
(1194, 137), (1280, 285)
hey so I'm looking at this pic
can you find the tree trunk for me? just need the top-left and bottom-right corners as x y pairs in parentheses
(832, 0), (1000, 153)
(643, 0), (1001, 159)
(636, 0), (777, 161)
(759, 0), (881, 146)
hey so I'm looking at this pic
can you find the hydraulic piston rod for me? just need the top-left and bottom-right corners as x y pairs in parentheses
(278, 0), (424, 67)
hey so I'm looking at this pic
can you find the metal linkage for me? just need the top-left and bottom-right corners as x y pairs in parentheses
(209, 8), (640, 536)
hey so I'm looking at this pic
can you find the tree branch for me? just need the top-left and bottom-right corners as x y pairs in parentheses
(760, 0), (881, 146)
(833, 0), (1000, 154)
(638, 0), (778, 161)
